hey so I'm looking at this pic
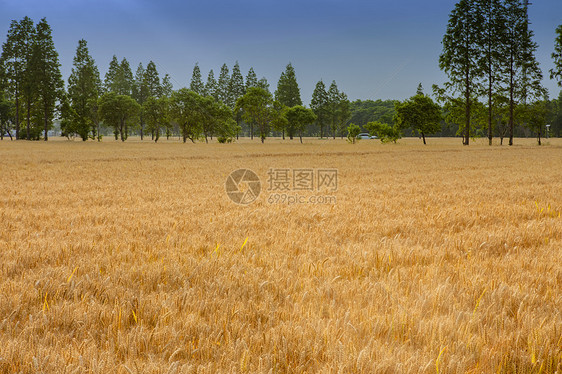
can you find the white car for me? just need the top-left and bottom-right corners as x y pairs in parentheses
(356, 133), (377, 139)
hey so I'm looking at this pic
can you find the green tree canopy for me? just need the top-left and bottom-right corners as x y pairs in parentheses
(394, 94), (442, 144)
(285, 105), (317, 143)
(550, 24), (562, 87)
(98, 92), (140, 141)
(235, 86), (277, 143)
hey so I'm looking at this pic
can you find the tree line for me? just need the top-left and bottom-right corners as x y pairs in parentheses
(1, 8), (561, 144)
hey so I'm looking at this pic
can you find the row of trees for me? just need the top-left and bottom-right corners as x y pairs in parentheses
(436, 0), (562, 146)
(1, 11), (561, 144)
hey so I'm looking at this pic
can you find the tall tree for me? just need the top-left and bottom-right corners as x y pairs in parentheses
(439, 0), (484, 145)
(67, 39), (101, 140)
(205, 69), (217, 101)
(245, 67), (258, 91)
(104, 55), (120, 93)
(117, 58), (133, 96)
(30, 18), (63, 141)
(190, 63), (205, 95)
(275, 63), (302, 108)
(476, 0), (506, 145)
(216, 63), (231, 105)
(394, 94), (442, 144)
(0, 17), (35, 139)
(310, 80), (329, 138)
(327, 81), (350, 139)
(503, 0), (543, 145)
(144, 61), (160, 98)
(228, 61), (245, 109)
(551, 24), (562, 87)
(161, 74), (173, 98)
(132, 63), (147, 140)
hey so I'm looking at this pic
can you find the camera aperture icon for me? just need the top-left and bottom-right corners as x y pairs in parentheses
(225, 169), (261, 205)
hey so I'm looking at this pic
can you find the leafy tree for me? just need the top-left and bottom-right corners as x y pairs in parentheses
(190, 63), (205, 95)
(228, 61), (245, 109)
(205, 69), (217, 101)
(104, 56), (133, 95)
(245, 67), (258, 90)
(217, 63), (231, 106)
(275, 63), (302, 108)
(522, 98), (548, 145)
(67, 39), (101, 140)
(326, 81), (351, 139)
(285, 105), (316, 143)
(270, 100), (288, 139)
(98, 92), (140, 141)
(143, 96), (170, 142)
(199, 96), (234, 143)
(0, 16), (35, 139)
(394, 94), (442, 144)
(346, 123), (361, 144)
(170, 88), (203, 143)
(439, 0), (485, 145)
(29, 18), (63, 141)
(551, 24), (562, 86)
(235, 86), (277, 143)
(365, 121), (401, 143)
(311, 80), (329, 138)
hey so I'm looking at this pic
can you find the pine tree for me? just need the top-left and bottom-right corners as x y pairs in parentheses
(104, 55), (120, 93)
(310, 80), (329, 138)
(30, 18), (63, 141)
(275, 63), (302, 108)
(205, 69), (217, 101)
(228, 61), (245, 109)
(190, 63), (205, 95)
(117, 58), (133, 96)
(144, 61), (160, 98)
(327, 81), (340, 139)
(257, 77), (270, 93)
(245, 67), (258, 91)
(161, 74), (173, 98)
(132, 63), (147, 139)
(217, 63), (231, 105)
(67, 39), (101, 140)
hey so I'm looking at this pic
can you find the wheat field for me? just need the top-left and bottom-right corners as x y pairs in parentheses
(0, 137), (561, 373)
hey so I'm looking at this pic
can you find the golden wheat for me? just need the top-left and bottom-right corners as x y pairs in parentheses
(0, 137), (561, 373)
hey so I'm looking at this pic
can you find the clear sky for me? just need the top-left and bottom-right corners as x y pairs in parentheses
(1, 0), (561, 103)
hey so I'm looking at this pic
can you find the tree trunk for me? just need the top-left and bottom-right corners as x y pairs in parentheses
(44, 104), (48, 141)
(488, 69), (493, 146)
(509, 54), (514, 146)
(15, 95), (20, 140)
(26, 100), (31, 140)
(421, 132), (426, 145)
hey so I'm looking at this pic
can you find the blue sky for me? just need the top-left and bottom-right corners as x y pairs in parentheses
(1, 0), (561, 102)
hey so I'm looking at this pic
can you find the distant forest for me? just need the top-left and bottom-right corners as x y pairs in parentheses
(1, 0), (562, 144)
